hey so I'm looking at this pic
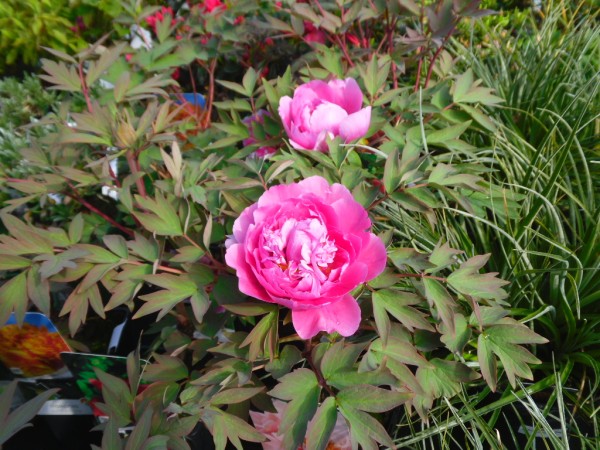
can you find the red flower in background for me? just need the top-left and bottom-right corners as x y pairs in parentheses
(146, 6), (178, 32)
(194, 0), (227, 13)
(304, 22), (327, 44)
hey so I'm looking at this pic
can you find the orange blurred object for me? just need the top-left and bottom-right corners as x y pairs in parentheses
(0, 324), (70, 377)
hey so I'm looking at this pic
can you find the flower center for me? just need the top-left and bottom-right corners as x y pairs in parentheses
(262, 218), (338, 285)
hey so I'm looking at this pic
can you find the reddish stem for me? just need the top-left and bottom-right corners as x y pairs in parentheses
(107, 161), (121, 188)
(414, 47), (424, 92)
(65, 186), (134, 237)
(78, 63), (94, 114)
(304, 340), (336, 397)
(424, 23), (457, 89)
(396, 273), (447, 282)
(127, 260), (183, 274)
(334, 34), (355, 67)
(126, 152), (147, 198)
(199, 59), (217, 129)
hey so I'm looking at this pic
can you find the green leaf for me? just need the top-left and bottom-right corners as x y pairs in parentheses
(321, 341), (365, 381)
(170, 246), (205, 263)
(265, 345), (303, 379)
(370, 337), (428, 367)
(86, 43), (126, 85)
(373, 289), (435, 339)
(269, 368), (319, 401)
(477, 333), (497, 391)
(440, 313), (471, 353)
(0, 383), (59, 445)
(208, 409), (265, 450)
(416, 359), (479, 399)
(0, 255), (32, 271)
(103, 235), (129, 259)
(428, 163), (483, 191)
(486, 338), (541, 388)
(452, 69), (474, 102)
(27, 265), (50, 314)
(134, 194), (183, 236)
(128, 233), (159, 261)
(142, 354), (188, 382)
(34, 247), (88, 278)
(280, 389), (320, 450)
(447, 254), (509, 300)
(485, 318), (549, 345)
(69, 213), (84, 244)
(338, 403), (394, 450)
(135, 274), (201, 320)
(383, 148), (401, 194)
(39, 59), (81, 91)
(0, 214), (53, 255)
(242, 67), (258, 96)
(388, 247), (434, 271)
(75, 244), (120, 264)
(337, 385), (412, 412)
(217, 80), (249, 97)
(190, 290), (210, 324)
(124, 408), (153, 450)
(427, 242), (463, 272)
(223, 302), (278, 317)
(0, 272), (28, 325)
(305, 397), (337, 450)
(240, 310), (278, 361)
(423, 278), (457, 333)
(427, 121), (472, 145)
(210, 387), (264, 405)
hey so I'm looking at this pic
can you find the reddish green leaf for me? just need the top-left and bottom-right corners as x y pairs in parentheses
(305, 397), (337, 450)
(337, 385), (412, 413)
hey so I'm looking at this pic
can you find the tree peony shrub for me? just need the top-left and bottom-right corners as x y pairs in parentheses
(225, 176), (386, 339)
(278, 78), (371, 151)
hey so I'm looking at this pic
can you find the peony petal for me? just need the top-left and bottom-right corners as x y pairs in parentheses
(325, 78), (364, 114)
(277, 96), (293, 135)
(340, 78), (365, 113)
(339, 106), (371, 143)
(225, 244), (272, 302)
(309, 102), (347, 134)
(328, 196), (371, 234)
(291, 294), (361, 339)
(231, 203), (257, 244)
(358, 233), (388, 281)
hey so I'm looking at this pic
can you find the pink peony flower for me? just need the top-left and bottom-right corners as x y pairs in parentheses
(278, 78), (371, 152)
(250, 400), (352, 450)
(242, 110), (277, 158)
(225, 176), (386, 339)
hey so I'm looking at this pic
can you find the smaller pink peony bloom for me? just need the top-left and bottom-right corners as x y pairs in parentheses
(225, 176), (386, 339)
(250, 400), (352, 450)
(242, 110), (277, 158)
(278, 78), (371, 152)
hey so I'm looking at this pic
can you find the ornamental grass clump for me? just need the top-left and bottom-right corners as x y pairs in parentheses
(0, 0), (553, 449)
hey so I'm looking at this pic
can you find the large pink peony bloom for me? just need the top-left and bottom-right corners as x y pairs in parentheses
(225, 176), (386, 339)
(278, 78), (371, 152)
(250, 400), (352, 450)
